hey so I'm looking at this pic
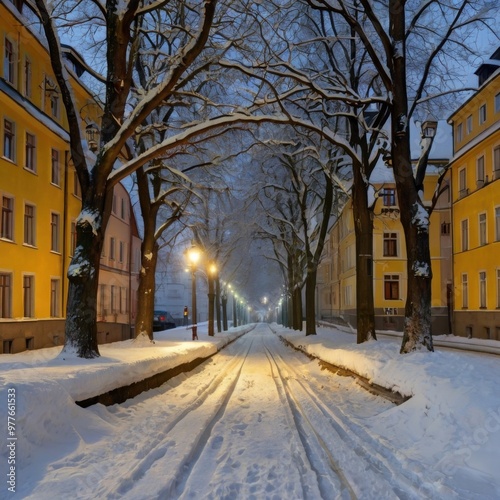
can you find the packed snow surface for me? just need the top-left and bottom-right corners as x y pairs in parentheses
(1, 323), (500, 499)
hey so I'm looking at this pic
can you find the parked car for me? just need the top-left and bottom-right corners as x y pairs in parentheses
(153, 310), (176, 331)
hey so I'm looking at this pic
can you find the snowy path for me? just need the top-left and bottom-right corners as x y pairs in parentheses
(25, 325), (426, 499)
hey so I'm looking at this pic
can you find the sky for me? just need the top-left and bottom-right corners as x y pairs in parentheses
(2, 323), (500, 499)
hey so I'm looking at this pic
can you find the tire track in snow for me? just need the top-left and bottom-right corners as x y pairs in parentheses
(266, 333), (425, 499)
(109, 336), (256, 499)
(94, 336), (255, 499)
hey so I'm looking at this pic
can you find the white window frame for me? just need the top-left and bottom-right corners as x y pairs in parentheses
(479, 213), (487, 246)
(50, 212), (60, 252)
(24, 203), (36, 246)
(479, 271), (487, 309)
(1, 195), (14, 241)
(50, 278), (60, 317)
(3, 118), (16, 162)
(461, 273), (468, 308)
(51, 149), (60, 186)
(0, 272), (12, 318)
(479, 104), (487, 125)
(3, 36), (16, 85)
(461, 219), (469, 251)
(23, 274), (34, 318)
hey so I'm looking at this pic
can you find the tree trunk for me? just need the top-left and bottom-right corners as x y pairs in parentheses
(390, 0), (433, 352)
(305, 268), (317, 336)
(352, 166), (376, 343)
(222, 295), (228, 331)
(64, 193), (110, 358)
(292, 285), (302, 331)
(215, 277), (222, 333)
(208, 275), (215, 336)
(134, 238), (159, 341)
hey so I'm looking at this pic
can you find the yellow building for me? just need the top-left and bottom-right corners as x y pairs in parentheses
(318, 121), (453, 333)
(448, 48), (500, 340)
(0, 0), (140, 353)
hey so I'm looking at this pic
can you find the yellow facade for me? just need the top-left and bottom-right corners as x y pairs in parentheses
(319, 161), (452, 333)
(0, 0), (140, 352)
(448, 58), (500, 339)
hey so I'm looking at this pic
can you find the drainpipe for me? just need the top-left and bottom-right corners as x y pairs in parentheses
(62, 150), (69, 316)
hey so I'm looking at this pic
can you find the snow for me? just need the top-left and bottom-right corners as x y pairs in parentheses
(2, 323), (500, 498)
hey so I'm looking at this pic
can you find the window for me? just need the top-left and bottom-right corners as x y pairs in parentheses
(50, 213), (60, 252)
(1, 196), (14, 240)
(496, 207), (500, 241)
(50, 94), (59, 118)
(73, 171), (81, 198)
(0, 273), (12, 318)
(479, 213), (487, 246)
(383, 232), (398, 257)
(344, 285), (352, 307)
(112, 194), (117, 214)
(466, 115), (472, 134)
(119, 241), (124, 263)
(51, 149), (60, 185)
(99, 284), (106, 317)
(494, 147), (500, 175)
(25, 132), (36, 172)
(479, 104), (487, 125)
(461, 219), (468, 251)
(459, 167), (467, 196)
(382, 188), (396, 207)
(496, 93), (500, 113)
(24, 204), (35, 246)
(111, 285), (117, 313)
(24, 57), (32, 97)
(497, 270), (500, 309)
(50, 279), (60, 317)
(23, 275), (34, 317)
(70, 221), (77, 255)
(479, 271), (487, 308)
(462, 274), (468, 308)
(4, 38), (15, 84)
(456, 123), (463, 143)
(441, 222), (451, 235)
(120, 287), (128, 313)
(477, 156), (485, 184)
(109, 237), (115, 260)
(3, 119), (15, 161)
(384, 275), (400, 300)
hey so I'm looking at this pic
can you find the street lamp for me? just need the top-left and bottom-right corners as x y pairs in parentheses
(186, 245), (201, 340)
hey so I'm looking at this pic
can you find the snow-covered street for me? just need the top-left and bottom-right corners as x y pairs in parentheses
(22, 324), (397, 499)
(4, 323), (500, 499)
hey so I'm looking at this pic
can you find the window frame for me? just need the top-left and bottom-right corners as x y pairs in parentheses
(24, 203), (35, 246)
(1, 196), (14, 241)
(383, 232), (398, 257)
(50, 212), (60, 252)
(461, 219), (469, 251)
(381, 188), (396, 207)
(23, 274), (34, 318)
(3, 118), (16, 161)
(461, 273), (468, 309)
(51, 149), (60, 186)
(478, 212), (487, 246)
(466, 114), (473, 134)
(479, 104), (487, 125)
(25, 132), (36, 172)
(0, 273), (12, 318)
(384, 274), (400, 300)
(479, 271), (487, 309)
(50, 279), (60, 317)
(3, 37), (15, 85)
(476, 155), (485, 183)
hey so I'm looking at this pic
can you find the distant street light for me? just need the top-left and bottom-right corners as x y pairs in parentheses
(185, 245), (201, 340)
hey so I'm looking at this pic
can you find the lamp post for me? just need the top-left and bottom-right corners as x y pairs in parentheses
(207, 263), (217, 336)
(186, 245), (201, 340)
